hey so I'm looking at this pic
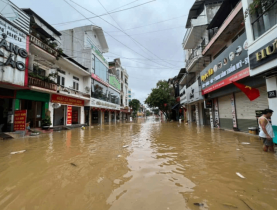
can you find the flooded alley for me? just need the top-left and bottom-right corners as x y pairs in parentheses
(1, 118), (277, 210)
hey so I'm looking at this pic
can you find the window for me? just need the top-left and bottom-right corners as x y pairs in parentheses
(91, 80), (120, 104)
(57, 75), (65, 86)
(251, 0), (277, 40)
(73, 81), (79, 90)
(95, 57), (108, 82)
(33, 66), (46, 77)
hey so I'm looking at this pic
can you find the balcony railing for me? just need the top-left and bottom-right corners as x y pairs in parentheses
(30, 35), (58, 57)
(186, 46), (203, 68)
(252, 1), (277, 40)
(28, 76), (57, 91)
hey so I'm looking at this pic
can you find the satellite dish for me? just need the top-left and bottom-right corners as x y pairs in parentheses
(52, 103), (61, 109)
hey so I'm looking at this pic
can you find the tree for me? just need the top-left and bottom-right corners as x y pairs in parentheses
(146, 110), (152, 116)
(129, 99), (140, 118)
(145, 80), (175, 120)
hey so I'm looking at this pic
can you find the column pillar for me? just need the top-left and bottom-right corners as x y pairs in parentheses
(109, 111), (111, 124)
(266, 76), (277, 143)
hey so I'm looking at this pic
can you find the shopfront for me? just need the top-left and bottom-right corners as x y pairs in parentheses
(0, 9), (30, 132)
(201, 32), (268, 131)
(51, 94), (84, 126)
(16, 90), (50, 128)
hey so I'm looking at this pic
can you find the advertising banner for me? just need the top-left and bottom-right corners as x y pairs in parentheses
(51, 94), (84, 106)
(14, 110), (27, 131)
(201, 32), (249, 95)
(67, 106), (72, 125)
(92, 73), (109, 87)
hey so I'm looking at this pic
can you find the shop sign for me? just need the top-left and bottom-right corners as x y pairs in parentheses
(187, 81), (204, 103)
(92, 73), (109, 87)
(0, 1), (30, 34)
(67, 106), (72, 125)
(201, 32), (249, 93)
(0, 18), (29, 86)
(268, 90), (277, 98)
(109, 75), (120, 90)
(51, 94), (84, 106)
(249, 38), (277, 69)
(204, 100), (213, 109)
(214, 98), (220, 128)
(85, 35), (108, 65)
(89, 98), (120, 110)
(231, 94), (238, 129)
(14, 110), (27, 131)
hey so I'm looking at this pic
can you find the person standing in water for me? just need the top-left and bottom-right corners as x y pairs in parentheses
(258, 109), (275, 152)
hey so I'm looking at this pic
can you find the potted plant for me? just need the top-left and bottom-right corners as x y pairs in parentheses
(41, 115), (52, 130)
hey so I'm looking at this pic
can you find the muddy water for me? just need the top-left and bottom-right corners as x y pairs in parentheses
(1, 118), (277, 210)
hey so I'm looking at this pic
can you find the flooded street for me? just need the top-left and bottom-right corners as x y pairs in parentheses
(1, 118), (277, 210)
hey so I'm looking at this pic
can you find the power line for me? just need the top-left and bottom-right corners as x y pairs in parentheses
(108, 25), (186, 36)
(63, 0), (180, 71)
(108, 0), (141, 12)
(107, 14), (188, 33)
(70, 0), (180, 69)
(52, 0), (155, 26)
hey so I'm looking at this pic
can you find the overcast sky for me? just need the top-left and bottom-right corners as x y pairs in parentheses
(13, 0), (195, 104)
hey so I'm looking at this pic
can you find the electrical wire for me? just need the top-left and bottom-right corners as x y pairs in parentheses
(52, 0), (156, 26)
(70, 0), (180, 69)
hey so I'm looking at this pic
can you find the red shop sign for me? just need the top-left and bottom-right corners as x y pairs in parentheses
(202, 68), (250, 95)
(67, 106), (72, 125)
(91, 73), (109, 87)
(51, 94), (84, 106)
(14, 110), (27, 131)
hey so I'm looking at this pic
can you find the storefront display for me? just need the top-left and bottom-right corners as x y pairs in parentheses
(14, 110), (27, 131)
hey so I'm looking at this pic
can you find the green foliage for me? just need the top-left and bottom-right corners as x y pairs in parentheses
(146, 110), (152, 116)
(244, 0), (274, 19)
(129, 99), (141, 118)
(56, 48), (64, 60)
(42, 115), (52, 126)
(29, 71), (58, 84)
(145, 80), (175, 120)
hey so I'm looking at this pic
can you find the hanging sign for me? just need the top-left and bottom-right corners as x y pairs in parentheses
(204, 99), (213, 109)
(67, 106), (72, 125)
(268, 90), (277, 98)
(14, 110), (27, 131)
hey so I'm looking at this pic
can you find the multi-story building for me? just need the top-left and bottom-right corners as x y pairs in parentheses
(181, 0), (222, 125)
(22, 9), (90, 128)
(0, 1), (30, 132)
(60, 26), (120, 125)
(242, 0), (277, 141)
(108, 58), (131, 121)
(198, 0), (270, 132)
(128, 89), (132, 103)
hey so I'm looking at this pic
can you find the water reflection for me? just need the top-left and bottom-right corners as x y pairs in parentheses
(0, 118), (277, 209)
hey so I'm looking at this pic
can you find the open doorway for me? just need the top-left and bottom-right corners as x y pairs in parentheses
(53, 105), (65, 126)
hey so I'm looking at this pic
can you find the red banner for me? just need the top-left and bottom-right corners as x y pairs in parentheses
(14, 110), (27, 131)
(51, 94), (84, 106)
(67, 106), (72, 125)
(202, 68), (250, 95)
(91, 73), (109, 87)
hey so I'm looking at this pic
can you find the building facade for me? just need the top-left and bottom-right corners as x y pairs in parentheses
(180, 0), (222, 125)
(242, 0), (277, 142)
(0, 1), (30, 132)
(60, 26), (121, 125)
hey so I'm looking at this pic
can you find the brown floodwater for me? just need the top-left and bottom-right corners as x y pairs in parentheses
(1, 117), (277, 210)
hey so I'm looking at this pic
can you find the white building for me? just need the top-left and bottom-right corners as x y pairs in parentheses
(242, 0), (277, 142)
(181, 0), (222, 125)
(60, 25), (121, 125)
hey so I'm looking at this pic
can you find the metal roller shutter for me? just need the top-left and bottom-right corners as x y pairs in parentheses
(218, 94), (233, 130)
(235, 86), (269, 132)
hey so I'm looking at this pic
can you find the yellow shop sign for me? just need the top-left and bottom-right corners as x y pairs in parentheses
(201, 68), (214, 82)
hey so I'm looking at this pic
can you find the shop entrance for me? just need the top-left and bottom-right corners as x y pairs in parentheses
(91, 110), (99, 124)
(20, 100), (43, 128)
(202, 103), (211, 125)
(191, 105), (196, 122)
(104, 111), (109, 123)
(72, 107), (80, 124)
(0, 98), (13, 132)
(111, 111), (115, 122)
(53, 105), (65, 126)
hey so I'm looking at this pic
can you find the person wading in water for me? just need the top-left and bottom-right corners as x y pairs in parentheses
(258, 109), (275, 152)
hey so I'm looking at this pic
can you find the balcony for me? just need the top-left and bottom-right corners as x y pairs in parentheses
(202, 2), (244, 56)
(185, 46), (209, 73)
(28, 76), (57, 91)
(30, 35), (58, 57)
